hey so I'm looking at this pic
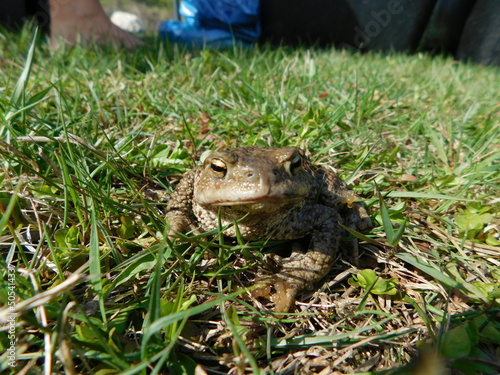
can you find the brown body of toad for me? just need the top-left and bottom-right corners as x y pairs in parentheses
(166, 146), (371, 312)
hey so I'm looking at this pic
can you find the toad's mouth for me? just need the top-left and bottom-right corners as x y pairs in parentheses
(194, 181), (311, 208)
(202, 194), (304, 207)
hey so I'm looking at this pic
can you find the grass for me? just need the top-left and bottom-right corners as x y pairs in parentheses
(0, 22), (499, 374)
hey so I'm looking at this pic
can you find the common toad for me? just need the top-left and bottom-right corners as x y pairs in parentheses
(166, 146), (371, 311)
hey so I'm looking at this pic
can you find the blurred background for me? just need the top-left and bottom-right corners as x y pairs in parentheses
(0, 0), (498, 65)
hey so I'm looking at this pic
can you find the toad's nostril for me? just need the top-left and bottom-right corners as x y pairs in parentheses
(243, 167), (262, 182)
(246, 171), (257, 181)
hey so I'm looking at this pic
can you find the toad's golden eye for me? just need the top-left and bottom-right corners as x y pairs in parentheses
(210, 158), (227, 178)
(290, 152), (303, 174)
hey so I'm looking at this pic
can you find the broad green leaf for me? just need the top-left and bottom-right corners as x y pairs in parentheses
(349, 269), (398, 295)
(55, 226), (81, 249)
(118, 215), (136, 239)
(455, 212), (492, 232)
(450, 347), (496, 375)
(476, 315), (500, 344)
(440, 324), (472, 358)
(166, 352), (198, 375)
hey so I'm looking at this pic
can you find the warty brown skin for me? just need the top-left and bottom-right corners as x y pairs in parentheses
(166, 146), (371, 312)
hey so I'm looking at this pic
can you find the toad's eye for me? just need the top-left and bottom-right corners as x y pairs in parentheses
(290, 152), (303, 174)
(210, 158), (227, 178)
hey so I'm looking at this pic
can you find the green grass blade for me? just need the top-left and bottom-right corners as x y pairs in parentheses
(143, 290), (246, 346)
(377, 189), (395, 245)
(5, 87), (51, 121)
(5, 28), (39, 123)
(396, 252), (464, 291)
(141, 236), (168, 360)
(274, 315), (398, 347)
(224, 306), (263, 375)
(89, 203), (106, 322)
(0, 183), (21, 236)
(111, 251), (157, 289)
(392, 216), (408, 247)
(386, 191), (479, 202)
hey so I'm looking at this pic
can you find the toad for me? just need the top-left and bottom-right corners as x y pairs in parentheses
(166, 146), (371, 312)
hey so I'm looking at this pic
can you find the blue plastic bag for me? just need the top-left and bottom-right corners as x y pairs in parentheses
(159, 0), (260, 48)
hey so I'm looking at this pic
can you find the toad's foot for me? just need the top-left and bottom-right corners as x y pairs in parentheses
(253, 249), (336, 312)
(252, 277), (299, 313)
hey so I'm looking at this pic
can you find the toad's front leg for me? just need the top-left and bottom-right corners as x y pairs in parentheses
(166, 169), (199, 236)
(268, 206), (343, 312)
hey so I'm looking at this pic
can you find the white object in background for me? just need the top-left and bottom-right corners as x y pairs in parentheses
(110, 11), (145, 34)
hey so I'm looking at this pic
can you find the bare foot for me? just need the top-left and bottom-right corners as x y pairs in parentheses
(49, 0), (143, 49)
